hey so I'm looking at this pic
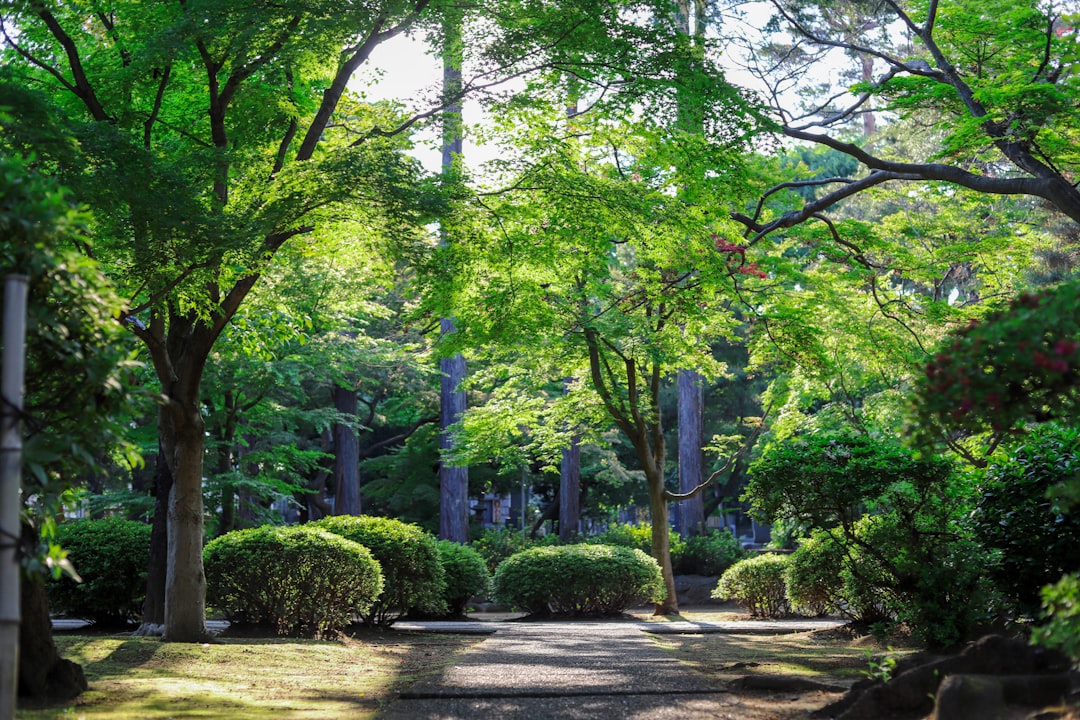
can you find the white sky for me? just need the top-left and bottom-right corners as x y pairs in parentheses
(348, 4), (833, 174)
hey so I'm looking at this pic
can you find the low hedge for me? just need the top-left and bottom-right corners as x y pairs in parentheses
(713, 553), (790, 618)
(436, 540), (490, 616)
(313, 515), (446, 625)
(46, 517), (151, 627)
(492, 544), (664, 616)
(204, 525), (382, 638)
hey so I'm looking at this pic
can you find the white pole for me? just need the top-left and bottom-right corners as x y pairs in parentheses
(0, 275), (29, 720)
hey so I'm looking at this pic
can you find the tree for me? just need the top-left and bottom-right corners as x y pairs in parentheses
(1, 0), (434, 641)
(428, 19), (764, 607)
(733, 0), (1080, 241)
(438, 2), (469, 543)
(0, 149), (141, 701)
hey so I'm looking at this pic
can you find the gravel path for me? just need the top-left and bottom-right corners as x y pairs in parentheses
(378, 618), (844, 719)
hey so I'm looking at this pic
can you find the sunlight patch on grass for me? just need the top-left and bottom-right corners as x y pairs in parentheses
(16, 632), (479, 720)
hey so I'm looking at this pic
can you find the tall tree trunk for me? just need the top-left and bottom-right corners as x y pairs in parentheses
(332, 385), (361, 516)
(559, 437), (581, 542)
(439, 346), (468, 542)
(438, 5), (469, 543)
(17, 522), (87, 701)
(673, 1), (708, 540)
(677, 369), (706, 536)
(134, 444), (172, 636)
(159, 368), (211, 643)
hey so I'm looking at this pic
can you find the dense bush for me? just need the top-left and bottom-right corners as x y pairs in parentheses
(436, 540), (491, 616)
(47, 517), (151, 627)
(313, 515), (446, 625)
(492, 544), (664, 616)
(587, 522), (687, 563)
(1033, 573), (1080, 662)
(786, 518), (991, 645)
(472, 527), (559, 572)
(745, 430), (993, 647)
(204, 525), (382, 638)
(967, 423), (1080, 617)
(674, 530), (747, 576)
(713, 553), (790, 618)
(786, 531), (845, 617)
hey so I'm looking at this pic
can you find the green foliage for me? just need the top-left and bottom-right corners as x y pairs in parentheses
(745, 430), (955, 530)
(0, 151), (145, 572)
(435, 541), (491, 617)
(492, 544), (664, 616)
(746, 431), (991, 645)
(967, 423), (1080, 616)
(46, 518), (151, 627)
(914, 281), (1080, 438)
(786, 531), (846, 618)
(713, 553), (791, 618)
(204, 525), (383, 638)
(312, 515), (446, 626)
(472, 527), (559, 573)
(587, 522), (684, 558)
(674, 530), (747, 576)
(1032, 573), (1080, 663)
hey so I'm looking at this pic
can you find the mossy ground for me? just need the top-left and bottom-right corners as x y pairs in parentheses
(16, 630), (481, 720)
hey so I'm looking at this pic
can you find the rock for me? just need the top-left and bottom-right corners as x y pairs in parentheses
(931, 674), (1072, 720)
(814, 635), (1073, 720)
(932, 675), (1006, 720)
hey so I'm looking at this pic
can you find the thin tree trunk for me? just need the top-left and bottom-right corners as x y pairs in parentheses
(332, 385), (361, 516)
(559, 438), (581, 542)
(677, 369), (706, 536)
(647, 469), (679, 615)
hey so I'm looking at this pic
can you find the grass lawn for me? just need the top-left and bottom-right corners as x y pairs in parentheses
(16, 630), (482, 720)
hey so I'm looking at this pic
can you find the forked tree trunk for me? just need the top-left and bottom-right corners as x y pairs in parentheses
(332, 385), (361, 516)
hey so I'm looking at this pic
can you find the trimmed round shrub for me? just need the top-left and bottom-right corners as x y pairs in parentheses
(786, 531), (845, 617)
(313, 515), (446, 625)
(493, 544), (664, 616)
(47, 517), (151, 627)
(204, 525), (382, 638)
(674, 530), (747, 576)
(713, 553), (791, 618)
(436, 541), (491, 616)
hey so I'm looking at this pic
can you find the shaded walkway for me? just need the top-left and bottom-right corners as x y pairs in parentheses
(379, 618), (844, 719)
